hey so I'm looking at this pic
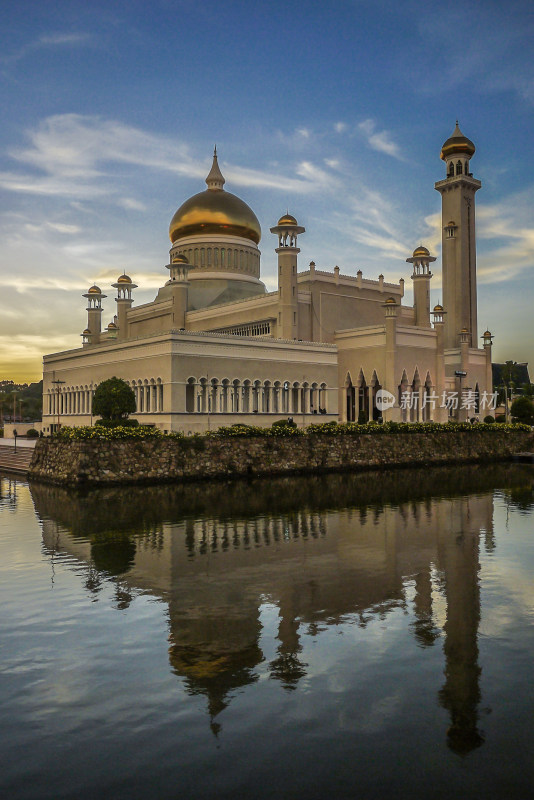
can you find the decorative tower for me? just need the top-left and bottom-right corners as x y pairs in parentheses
(406, 246), (436, 328)
(165, 253), (190, 328)
(435, 123), (481, 349)
(112, 274), (137, 340)
(270, 213), (305, 340)
(82, 285), (106, 345)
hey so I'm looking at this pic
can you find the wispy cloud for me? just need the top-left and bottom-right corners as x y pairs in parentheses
(1, 31), (93, 66)
(2, 114), (340, 201)
(358, 119), (403, 160)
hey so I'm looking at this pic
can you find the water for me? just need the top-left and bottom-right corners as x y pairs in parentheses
(1, 464), (533, 800)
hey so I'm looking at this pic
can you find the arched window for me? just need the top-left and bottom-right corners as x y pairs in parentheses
(221, 379), (230, 413)
(201, 248), (205, 267)
(207, 248), (212, 266)
(273, 381), (281, 414)
(232, 379), (240, 413)
(282, 381), (290, 413)
(214, 248), (218, 267)
(448, 161), (454, 177)
(456, 160), (463, 175)
(242, 380), (251, 413)
(186, 378), (195, 413)
(320, 383), (328, 414)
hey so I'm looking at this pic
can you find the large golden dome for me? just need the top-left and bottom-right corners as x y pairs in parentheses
(440, 121), (475, 161)
(169, 151), (261, 245)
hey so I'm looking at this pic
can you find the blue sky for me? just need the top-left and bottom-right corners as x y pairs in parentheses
(1, 0), (533, 381)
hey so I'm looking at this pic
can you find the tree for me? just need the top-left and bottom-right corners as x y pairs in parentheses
(510, 395), (534, 424)
(92, 377), (136, 422)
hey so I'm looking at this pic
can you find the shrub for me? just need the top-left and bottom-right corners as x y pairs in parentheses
(95, 418), (139, 428)
(495, 414), (506, 423)
(357, 410), (368, 425)
(26, 428), (40, 438)
(92, 377), (136, 422)
(271, 418), (297, 429)
(510, 395), (534, 425)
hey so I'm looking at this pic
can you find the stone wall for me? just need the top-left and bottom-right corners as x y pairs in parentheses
(28, 430), (534, 486)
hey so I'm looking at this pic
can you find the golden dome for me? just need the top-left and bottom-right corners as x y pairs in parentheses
(88, 285), (101, 294)
(82, 328), (91, 335)
(483, 329), (492, 337)
(171, 254), (189, 264)
(433, 304), (444, 312)
(385, 296), (397, 305)
(412, 245), (430, 258)
(440, 122), (475, 161)
(169, 151), (261, 245)
(107, 321), (118, 329)
(117, 274), (132, 284)
(277, 213), (298, 226)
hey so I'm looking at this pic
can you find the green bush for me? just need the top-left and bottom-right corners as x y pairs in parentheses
(495, 414), (506, 423)
(95, 418), (139, 428)
(26, 428), (40, 438)
(53, 419), (531, 443)
(483, 415), (495, 424)
(271, 418), (297, 430)
(357, 410), (368, 425)
(510, 395), (534, 425)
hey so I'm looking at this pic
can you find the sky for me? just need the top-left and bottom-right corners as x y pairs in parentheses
(1, 0), (533, 383)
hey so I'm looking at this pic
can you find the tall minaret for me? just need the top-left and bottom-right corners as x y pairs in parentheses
(270, 213), (305, 340)
(435, 123), (481, 349)
(112, 274), (137, 340)
(82, 284), (106, 345)
(406, 246), (435, 328)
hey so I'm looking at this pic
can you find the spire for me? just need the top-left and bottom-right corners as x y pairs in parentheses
(205, 147), (225, 191)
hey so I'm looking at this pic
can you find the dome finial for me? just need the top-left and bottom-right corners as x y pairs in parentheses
(206, 148), (225, 191)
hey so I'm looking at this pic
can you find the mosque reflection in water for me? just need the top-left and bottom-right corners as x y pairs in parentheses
(29, 465), (534, 755)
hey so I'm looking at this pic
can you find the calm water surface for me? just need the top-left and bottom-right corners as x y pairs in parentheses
(1, 465), (533, 800)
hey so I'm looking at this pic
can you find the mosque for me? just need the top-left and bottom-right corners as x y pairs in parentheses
(41, 123), (494, 433)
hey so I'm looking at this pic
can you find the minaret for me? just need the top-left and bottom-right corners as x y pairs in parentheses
(82, 285), (106, 345)
(435, 123), (481, 349)
(406, 246), (435, 328)
(112, 274), (137, 340)
(270, 213), (305, 340)
(165, 253), (190, 328)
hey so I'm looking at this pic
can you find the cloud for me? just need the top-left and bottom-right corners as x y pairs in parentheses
(38, 33), (91, 46)
(358, 119), (403, 160)
(1, 31), (93, 66)
(476, 192), (534, 283)
(335, 122), (347, 133)
(117, 197), (147, 211)
(2, 114), (340, 202)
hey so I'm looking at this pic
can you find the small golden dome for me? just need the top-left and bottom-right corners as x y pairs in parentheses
(483, 329), (492, 337)
(117, 274), (132, 284)
(447, 220), (456, 227)
(461, 327), (469, 333)
(107, 321), (118, 329)
(82, 328), (91, 335)
(277, 213), (298, 226)
(412, 245), (430, 258)
(88, 285), (101, 294)
(385, 296), (397, 305)
(172, 254), (189, 264)
(440, 122), (475, 161)
(433, 304), (444, 312)
(169, 151), (261, 245)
